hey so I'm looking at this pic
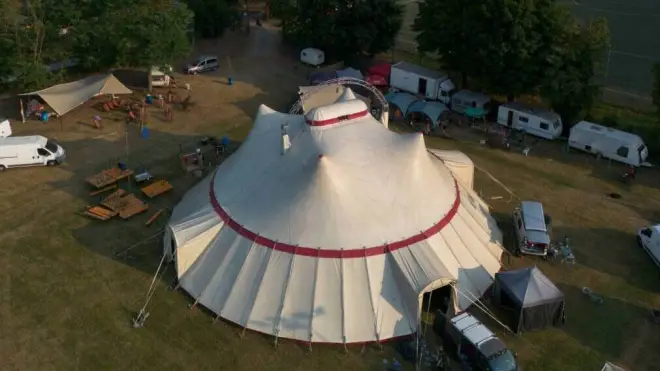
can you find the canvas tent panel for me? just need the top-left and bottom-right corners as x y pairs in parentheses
(601, 362), (628, 371)
(310, 258), (344, 342)
(19, 74), (131, 116)
(245, 250), (294, 335)
(336, 67), (364, 80)
(385, 92), (418, 115)
(342, 257), (378, 342)
(277, 255), (316, 341)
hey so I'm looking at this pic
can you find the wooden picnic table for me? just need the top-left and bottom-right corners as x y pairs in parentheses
(117, 194), (149, 219)
(141, 180), (173, 198)
(86, 167), (134, 188)
(83, 205), (117, 220)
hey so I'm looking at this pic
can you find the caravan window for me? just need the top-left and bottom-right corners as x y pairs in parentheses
(519, 116), (529, 123)
(553, 121), (560, 129)
(638, 144), (646, 152)
(540, 123), (549, 130)
(616, 146), (629, 158)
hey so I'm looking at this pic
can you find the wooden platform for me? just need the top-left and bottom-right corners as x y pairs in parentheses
(86, 167), (134, 188)
(141, 180), (173, 198)
(84, 206), (118, 220)
(117, 194), (149, 219)
(101, 189), (128, 211)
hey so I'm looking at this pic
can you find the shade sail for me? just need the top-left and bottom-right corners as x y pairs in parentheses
(385, 92), (418, 116)
(165, 89), (504, 344)
(406, 101), (449, 126)
(20, 74), (132, 116)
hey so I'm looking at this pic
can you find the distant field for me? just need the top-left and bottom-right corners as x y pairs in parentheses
(395, 0), (660, 97)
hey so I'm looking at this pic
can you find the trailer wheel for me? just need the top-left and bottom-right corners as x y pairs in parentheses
(0, 165), (5, 171)
(47, 160), (57, 167)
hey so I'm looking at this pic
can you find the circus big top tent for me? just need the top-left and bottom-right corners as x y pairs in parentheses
(164, 89), (504, 344)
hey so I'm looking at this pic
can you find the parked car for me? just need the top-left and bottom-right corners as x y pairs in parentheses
(436, 312), (520, 371)
(184, 55), (219, 74)
(300, 48), (325, 67)
(513, 201), (552, 257)
(637, 225), (660, 268)
(569, 121), (648, 167)
(0, 135), (66, 171)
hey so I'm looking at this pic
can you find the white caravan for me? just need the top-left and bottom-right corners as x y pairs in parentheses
(568, 121), (648, 166)
(451, 90), (492, 115)
(0, 135), (66, 171)
(637, 225), (660, 269)
(497, 102), (563, 140)
(300, 48), (325, 67)
(390, 61), (456, 104)
(0, 119), (11, 138)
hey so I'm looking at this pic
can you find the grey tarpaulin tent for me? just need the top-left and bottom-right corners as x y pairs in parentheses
(492, 266), (566, 333)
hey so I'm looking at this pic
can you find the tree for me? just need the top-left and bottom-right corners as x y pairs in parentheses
(540, 18), (610, 126)
(413, 0), (575, 99)
(653, 62), (660, 122)
(0, 0), (194, 91)
(281, 0), (403, 61)
(187, 0), (239, 38)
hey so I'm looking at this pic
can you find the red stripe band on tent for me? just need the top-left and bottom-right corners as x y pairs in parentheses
(306, 110), (369, 127)
(209, 175), (460, 258)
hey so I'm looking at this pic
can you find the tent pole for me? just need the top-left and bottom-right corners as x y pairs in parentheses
(240, 325), (247, 339)
(422, 288), (433, 337)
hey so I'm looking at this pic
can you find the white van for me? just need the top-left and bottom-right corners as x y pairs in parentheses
(637, 225), (660, 269)
(150, 68), (171, 87)
(497, 102), (563, 140)
(568, 121), (648, 166)
(390, 61), (456, 104)
(300, 48), (325, 67)
(0, 119), (11, 138)
(0, 135), (66, 171)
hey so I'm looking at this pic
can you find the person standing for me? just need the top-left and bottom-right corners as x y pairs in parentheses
(92, 115), (102, 129)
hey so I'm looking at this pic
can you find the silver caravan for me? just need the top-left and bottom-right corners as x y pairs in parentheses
(568, 121), (648, 166)
(497, 102), (562, 140)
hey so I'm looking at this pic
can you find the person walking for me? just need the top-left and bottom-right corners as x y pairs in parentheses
(92, 115), (102, 129)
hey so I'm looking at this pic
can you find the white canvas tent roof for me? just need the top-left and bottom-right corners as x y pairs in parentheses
(165, 89), (504, 344)
(19, 74), (131, 116)
(298, 84), (370, 113)
(601, 362), (628, 371)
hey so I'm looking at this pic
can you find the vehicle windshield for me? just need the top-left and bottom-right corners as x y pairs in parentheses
(488, 349), (518, 371)
(45, 140), (58, 153)
(553, 120), (560, 129)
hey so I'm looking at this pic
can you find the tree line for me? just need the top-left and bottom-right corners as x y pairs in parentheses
(0, 0), (239, 92)
(278, 0), (616, 125)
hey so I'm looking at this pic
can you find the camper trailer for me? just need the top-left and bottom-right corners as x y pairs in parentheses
(0, 135), (66, 171)
(300, 48), (325, 67)
(451, 90), (491, 115)
(390, 62), (456, 104)
(497, 103), (563, 140)
(568, 121), (648, 166)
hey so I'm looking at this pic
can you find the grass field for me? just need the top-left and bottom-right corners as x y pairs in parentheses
(2, 26), (660, 371)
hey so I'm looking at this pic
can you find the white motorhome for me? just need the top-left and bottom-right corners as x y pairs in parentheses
(300, 48), (325, 67)
(0, 135), (66, 171)
(390, 62), (456, 104)
(568, 121), (648, 166)
(0, 119), (11, 138)
(150, 67), (171, 87)
(497, 102), (563, 140)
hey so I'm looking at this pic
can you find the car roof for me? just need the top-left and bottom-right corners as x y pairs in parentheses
(521, 201), (546, 232)
(451, 312), (494, 346)
(197, 55), (218, 60)
(0, 135), (47, 146)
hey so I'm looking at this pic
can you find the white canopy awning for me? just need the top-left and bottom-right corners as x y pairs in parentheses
(20, 74), (132, 116)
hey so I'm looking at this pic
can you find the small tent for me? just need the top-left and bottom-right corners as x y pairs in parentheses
(336, 67), (364, 80)
(601, 362), (628, 371)
(492, 266), (565, 333)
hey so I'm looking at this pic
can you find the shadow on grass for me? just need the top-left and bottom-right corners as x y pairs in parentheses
(557, 283), (648, 361)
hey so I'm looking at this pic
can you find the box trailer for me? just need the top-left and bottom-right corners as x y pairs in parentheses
(568, 121), (648, 166)
(0, 135), (66, 171)
(390, 61), (456, 104)
(497, 102), (562, 140)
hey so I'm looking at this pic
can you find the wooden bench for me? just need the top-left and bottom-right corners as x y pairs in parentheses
(141, 180), (173, 198)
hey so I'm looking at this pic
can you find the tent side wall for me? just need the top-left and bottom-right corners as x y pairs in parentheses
(520, 300), (565, 333)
